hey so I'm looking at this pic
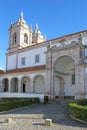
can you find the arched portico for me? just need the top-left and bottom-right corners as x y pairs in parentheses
(21, 77), (31, 93)
(54, 56), (75, 98)
(33, 75), (44, 94)
(11, 78), (18, 92)
(2, 78), (9, 92)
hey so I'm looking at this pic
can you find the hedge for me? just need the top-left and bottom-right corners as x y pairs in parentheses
(69, 99), (87, 122)
(0, 98), (40, 112)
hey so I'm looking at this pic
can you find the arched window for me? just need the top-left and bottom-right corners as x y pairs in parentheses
(24, 33), (28, 43)
(12, 32), (17, 45)
(72, 73), (75, 85)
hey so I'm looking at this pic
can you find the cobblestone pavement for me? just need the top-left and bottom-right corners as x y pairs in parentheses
(0, 100), (87, 130)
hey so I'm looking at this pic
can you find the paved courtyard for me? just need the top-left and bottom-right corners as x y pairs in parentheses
(0, 100), (87, 130)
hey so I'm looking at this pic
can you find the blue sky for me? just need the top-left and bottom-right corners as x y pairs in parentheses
(0, 0), (87, 69)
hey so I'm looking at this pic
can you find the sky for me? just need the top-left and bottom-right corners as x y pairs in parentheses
(0, 0), (87, 70)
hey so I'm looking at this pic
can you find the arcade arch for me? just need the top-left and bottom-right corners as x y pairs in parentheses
(33, 75), (44, 94)
(2, 78), (9, 92)
(21, 77), (31, 93)
(11, 78), (18, 92)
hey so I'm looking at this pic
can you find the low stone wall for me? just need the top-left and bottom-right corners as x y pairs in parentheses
(0, 92), (44, 102)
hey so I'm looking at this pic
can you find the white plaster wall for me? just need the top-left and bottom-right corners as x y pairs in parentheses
(64, 63), (76, 96)
(85, 48), (87, 56)
(84, 67), (87, 93)
(85, 48), (87, 63)
(17, 46), (47, 68)
(83, 36), (87, 45)
(0, 92), (44, 102)
(54, 77), (60, 96)
(85, 67), (87, 74)
(7, 54), (17, 70)
(34, 76), (44, 94)
(64, 76), (75, 96)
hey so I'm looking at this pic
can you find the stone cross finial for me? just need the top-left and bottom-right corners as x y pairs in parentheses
(20, 11), (23, 21)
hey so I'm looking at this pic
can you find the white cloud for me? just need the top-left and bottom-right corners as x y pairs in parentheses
(0, 67), (3, 70)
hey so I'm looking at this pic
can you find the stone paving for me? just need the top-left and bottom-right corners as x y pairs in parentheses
(0, 100), (87, 130)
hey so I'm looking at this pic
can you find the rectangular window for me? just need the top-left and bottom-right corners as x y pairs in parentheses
(35, 54), (40, 63)
(21, 57), (25, 66)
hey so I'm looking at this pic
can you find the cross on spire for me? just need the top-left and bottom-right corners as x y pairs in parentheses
(20, 11), (23, 21)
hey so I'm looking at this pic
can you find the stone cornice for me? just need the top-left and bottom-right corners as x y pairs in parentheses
(2, 65), (46, 75)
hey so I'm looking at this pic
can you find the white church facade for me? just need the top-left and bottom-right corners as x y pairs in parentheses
(0, 12), (87, 101)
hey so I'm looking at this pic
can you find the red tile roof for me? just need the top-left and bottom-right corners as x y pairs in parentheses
(5, 65), (46, 74)
(0, 70), (4, 74)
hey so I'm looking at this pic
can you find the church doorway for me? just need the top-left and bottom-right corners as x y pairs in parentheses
(54, 56), (75, 98)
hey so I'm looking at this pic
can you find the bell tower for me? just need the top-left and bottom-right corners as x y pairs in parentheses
(8, 12), (32, 53)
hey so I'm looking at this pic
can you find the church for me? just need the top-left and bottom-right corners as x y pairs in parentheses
(0, 12), (87, 101)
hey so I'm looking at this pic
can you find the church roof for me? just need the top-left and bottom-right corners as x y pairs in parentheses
(0, 70), (4, 74)
(4, 65), (45, 74)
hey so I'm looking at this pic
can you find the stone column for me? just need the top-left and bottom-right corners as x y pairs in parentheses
(18, 79), (22, 93)
(75, 65), (85, 99)
(0, 79), (3, 92)
(30, 78), (34, 93)
(59, 78), (64, 98)
(8, 78), (11, 92)
(45, 49), (54, 99)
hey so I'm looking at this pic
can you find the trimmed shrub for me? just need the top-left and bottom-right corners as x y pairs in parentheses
(0, 98), (40, 112)
(69, 99), (87, 122)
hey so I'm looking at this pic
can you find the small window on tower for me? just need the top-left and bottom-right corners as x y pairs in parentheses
(21, 57), (25, 66)
(12, 32), (17, 45)
(24, 33), (28, 43)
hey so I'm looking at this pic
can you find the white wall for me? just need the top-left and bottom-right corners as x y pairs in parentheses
(54, 77), (60, 96)
(34, 76), (44, 94)
(85, 48), (87, 56)
(84, 68), (87, 93)
(85, 48), (87, 63)
(7, 54), (17, 70)
(0, 92), (44, 102)
(17, 46), (47, 68)
(83, 36), (87, 45)
(7, 46), (47, 70)
(64, 63), (76, 96)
